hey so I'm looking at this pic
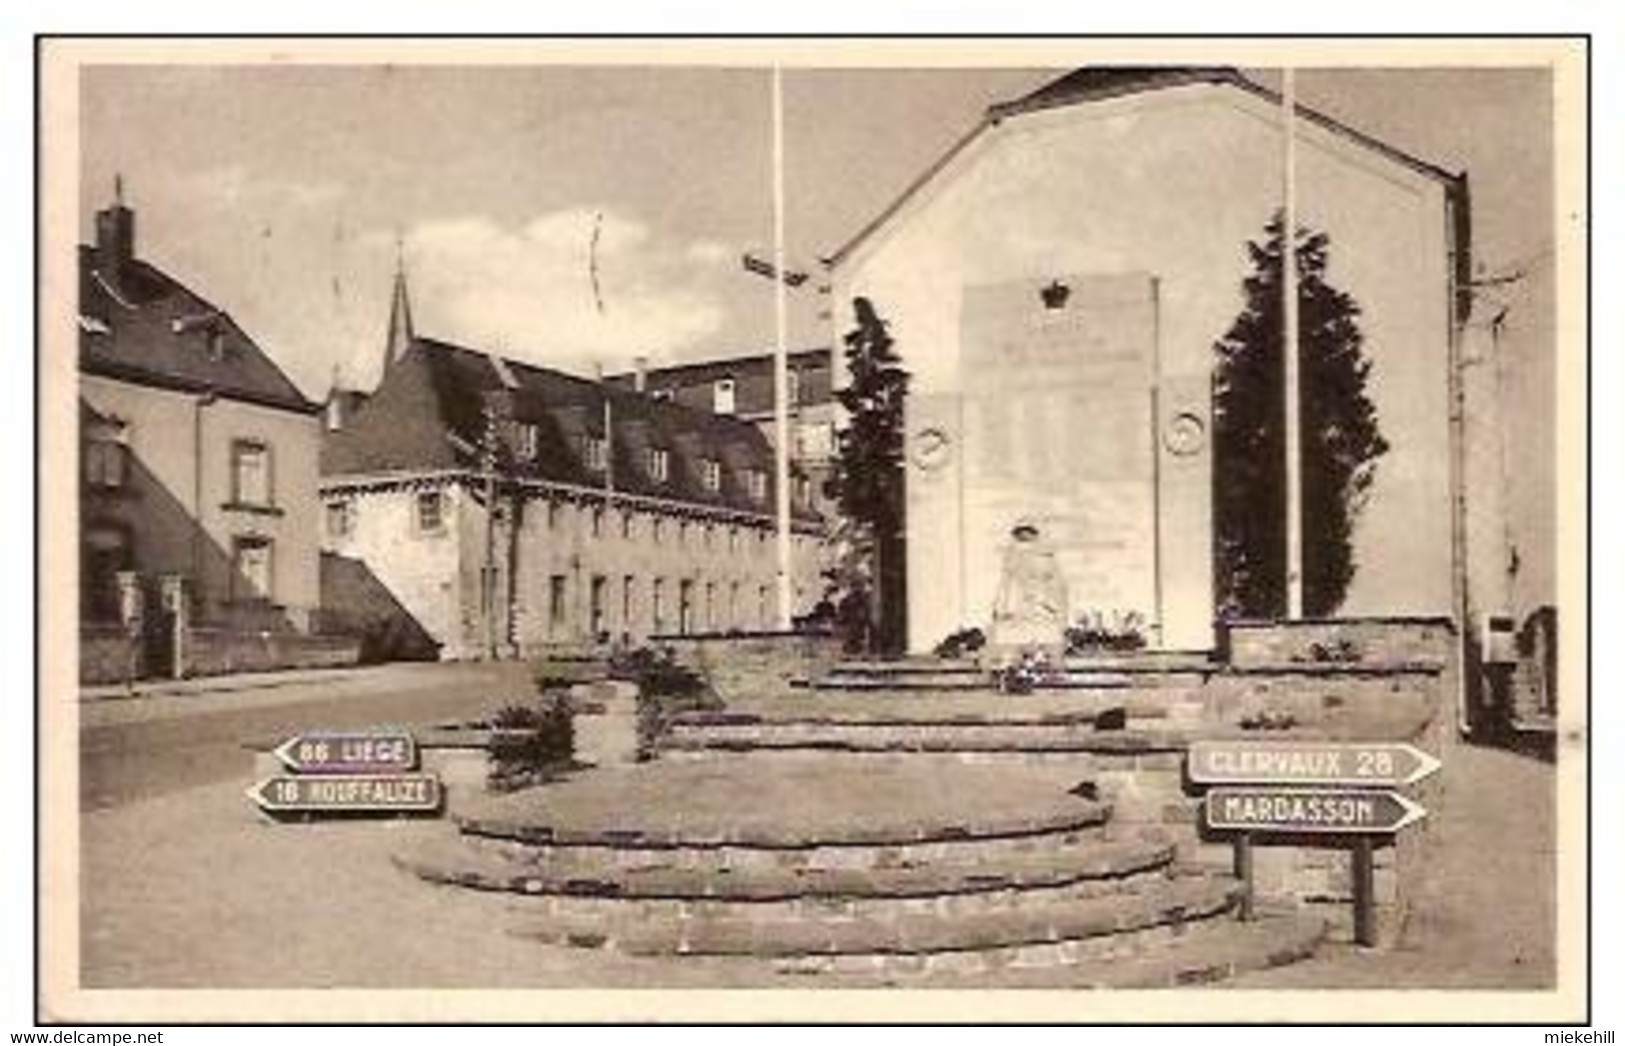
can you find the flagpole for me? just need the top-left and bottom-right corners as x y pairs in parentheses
(1283, 68), (1304, 619)
(772, 64), (794, 630)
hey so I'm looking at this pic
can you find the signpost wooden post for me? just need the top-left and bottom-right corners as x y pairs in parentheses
(1191, 741), (1435, 947)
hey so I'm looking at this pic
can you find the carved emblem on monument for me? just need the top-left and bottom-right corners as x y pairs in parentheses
(910, 426), (953, 472)
(1163, 411), (1207, 457)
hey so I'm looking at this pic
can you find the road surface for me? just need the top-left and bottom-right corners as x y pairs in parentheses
(78, 662), (537, 812)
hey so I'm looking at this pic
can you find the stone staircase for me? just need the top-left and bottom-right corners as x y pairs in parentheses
(394, 737), (1328, 985)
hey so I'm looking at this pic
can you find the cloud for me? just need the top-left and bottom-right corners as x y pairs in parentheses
(392, 208), (730, 369)
(187, 164), (343, 210)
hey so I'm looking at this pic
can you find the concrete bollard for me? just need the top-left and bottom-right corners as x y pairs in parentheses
(570, 680), (642, 767)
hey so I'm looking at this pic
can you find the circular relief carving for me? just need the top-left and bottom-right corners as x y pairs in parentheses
(1163, 412), (1206, 457)
(911, 426), (953, 471)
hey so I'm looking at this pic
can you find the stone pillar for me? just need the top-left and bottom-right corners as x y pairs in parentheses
(159, 573), (190, 680)
(570, 680), (642, 766)
(115, 570), (145, 687)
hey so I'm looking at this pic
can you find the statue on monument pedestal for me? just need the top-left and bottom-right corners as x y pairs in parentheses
(990, 519), (1069, 667)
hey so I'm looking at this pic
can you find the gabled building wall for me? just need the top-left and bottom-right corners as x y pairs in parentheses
(832, 84), (1456, 652)
(82, 373), (321, 630)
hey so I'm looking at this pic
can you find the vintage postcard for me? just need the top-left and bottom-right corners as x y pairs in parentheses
(36, 36), (1588, 1024)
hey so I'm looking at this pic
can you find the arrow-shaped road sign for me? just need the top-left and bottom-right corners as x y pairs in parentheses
(272, 731), (418, 774)
(1205, 787), (1427, 835)
(1188, 740), (1440, 788)
(247, 773), (442, 815)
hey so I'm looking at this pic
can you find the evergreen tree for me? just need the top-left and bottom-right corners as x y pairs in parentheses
(825, 297), (910, 651)
(1213, 214), (1389, 618)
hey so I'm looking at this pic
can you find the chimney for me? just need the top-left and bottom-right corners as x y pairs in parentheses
(633, 355), (648, 393)
(94, 177), (135, 288)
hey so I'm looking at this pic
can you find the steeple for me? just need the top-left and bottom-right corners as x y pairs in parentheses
(384, 237), (415, 370)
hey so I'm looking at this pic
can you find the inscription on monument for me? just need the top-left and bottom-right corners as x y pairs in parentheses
(960, 274), (1159, 627)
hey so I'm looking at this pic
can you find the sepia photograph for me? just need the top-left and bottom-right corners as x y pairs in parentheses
(34, 36), (1588, 1024)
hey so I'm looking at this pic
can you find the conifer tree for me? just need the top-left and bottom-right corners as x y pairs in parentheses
(1213, 215), (1389, 618)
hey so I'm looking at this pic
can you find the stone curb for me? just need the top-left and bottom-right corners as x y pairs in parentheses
(396, 836), (1177, 902)
(513, 876), (1241, 957)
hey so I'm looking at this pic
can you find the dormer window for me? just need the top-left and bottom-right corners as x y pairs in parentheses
(647, 447), (670, 484)
(700, 458), (721, 492)
(514, 423), (539, 462)
(207, 327), (226, 362)
(713, 378), (736, 415)
(585, 435), (608, 472)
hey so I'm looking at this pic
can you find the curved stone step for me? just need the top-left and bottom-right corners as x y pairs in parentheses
(659, 725), (1189, 755)
(396, 832), (1177, 920)
(450, 756), (1117, 870)
(512, 875), (1243, 961)
(807, 911), (1328, 987)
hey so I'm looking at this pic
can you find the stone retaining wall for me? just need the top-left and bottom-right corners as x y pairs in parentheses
(655, 632), (843, 701)
(187, 628), (361, 678)
(1222, 616), (1455, 670)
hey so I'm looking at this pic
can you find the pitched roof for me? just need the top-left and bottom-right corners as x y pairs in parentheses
(78, 245), (316, 414)
(828, 66), (1462, 266)
(605, 347), (832, 391)
(986, 66), (1245, 120)
(322, 336), (818, 520)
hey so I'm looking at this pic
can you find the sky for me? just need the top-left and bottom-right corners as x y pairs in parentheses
(77, 61), (1552, 399)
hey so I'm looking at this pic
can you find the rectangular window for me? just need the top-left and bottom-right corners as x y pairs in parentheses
(713, 378), (736, 415)
(678, 521), (689, 547)
(590, 575), (607, 639)
(231, 440), (272, 506)
(701, 458), (721, 492)
(705, 582), (716, 630)
(622, 575), (636, 634)
(324, 499), (352, 538)
(652, 578), (666, 634)
(748, 469), (767, 502)
(547, 500), (561, 530)
(787, 369), (800, 408)
(648, 447), (670, 483)
(591, 507), (604, 538)
(679, 579), (695, 635)
(621, 510), (634, 539)
(759, 585), (770, 628)
(416, 490), (444, 534)
(652, 518), (664, 545)
(729, 582), (740, 630)
(232, 537), (273, 601)
(84, 417), (129, 489)
(549, 575), (568, 635)
(585, 435), (608, 472)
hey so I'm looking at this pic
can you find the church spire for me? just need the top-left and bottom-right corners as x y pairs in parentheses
(384, 236), (415, 370)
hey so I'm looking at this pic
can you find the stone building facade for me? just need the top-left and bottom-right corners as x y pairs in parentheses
(321, 276), (829, 660)
(78, 192), (335, 680)
(606, 347), (838, 520)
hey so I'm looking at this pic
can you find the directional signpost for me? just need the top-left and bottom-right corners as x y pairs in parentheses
(248, 773), (442, 814)
(273, 731), (418, 774)
(1189, 739), (1437, 946)
(1204, 787), (1427, 834)
(1188, 740), (1440, 788)
(250, 730), (441, 819)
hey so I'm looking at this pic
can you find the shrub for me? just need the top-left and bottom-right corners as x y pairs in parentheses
(933, 627), (986, 660)
(1065, 611), (1148, 655)
(608, 645), (722, 757)
(485, 695), (575, 792)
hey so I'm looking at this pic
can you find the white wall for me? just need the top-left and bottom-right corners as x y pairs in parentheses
(82, 375), (322, 629)
(833, 83), (1455, 651)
